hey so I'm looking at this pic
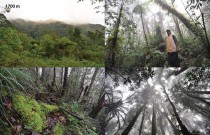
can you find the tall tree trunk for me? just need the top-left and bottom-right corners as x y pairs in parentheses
(163, 112), (181, 135)
(64, 68), (76, 102)
(140, 5), (148, 46)
(154, 0), (210, 57)
(62, 67), (68, 96)
(89, 93), (105, 118)
(60, 68), (63, 84)
(139, 108), (146, 135)
(121, 103), (146, 135)
(40, 67), (46, 82)
(52, 67), (56, 87)
(77, 68), (88, 101)
(83, 68), (100, 101)
(35, 67), (39, 84)
(151, 102), (156, 135)
(163, 88), (191, 135)
(171, 0), (183, 40)
(158, 113), (165, 135)
(107, 0), (124, 67)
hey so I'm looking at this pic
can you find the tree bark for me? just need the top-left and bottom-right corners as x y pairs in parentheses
(151, 102), (156, 135)
(77, 68), (88, 101)
(40, 67), (46, 82)
(62, 67), (68, 96)
(138, 108), (145, 135)
(163, 88), (191, 135)
(121, 103), (146, 135)
(107, 0), (124, 67)
(52, 67), (56, 87)
(83, 68), (100, 101)
(89, 93), (105, 118)
(163, 112), (181, 135)
(140, 5), (148, 46)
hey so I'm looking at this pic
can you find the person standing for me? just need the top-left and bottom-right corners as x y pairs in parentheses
(166, 30), (180, 67)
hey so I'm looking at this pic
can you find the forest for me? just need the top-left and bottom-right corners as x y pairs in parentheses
(0, 67), (105, 134)
(105, 67), (210, 135)
(0, 14), (105, 67)
(106, 0), (210, 67)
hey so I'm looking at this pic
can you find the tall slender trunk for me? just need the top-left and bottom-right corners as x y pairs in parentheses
(84, 68), (99, 100)
(60, 68), (63, 84)
(140, 5), (148, 46)
(163, 112), (181, 135)
(158, 114), (165, 135)
(40, 67), (46, 82)
(35, 67), (39, 84)
(62, 67), (68, 96)
(52, 67), (56, 87)
(108, 1), (124, 67)
(163, 89), (191, 135)
(89, 93), (105, 118)
(171, 0), (183, 40)
(151, 103), (156, 135)
(139, 108), (145, 135)
(77, 68), (88, 101)
(121, 103), (146, 135)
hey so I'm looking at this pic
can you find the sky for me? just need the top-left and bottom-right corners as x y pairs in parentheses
(0, 0), (104, 25)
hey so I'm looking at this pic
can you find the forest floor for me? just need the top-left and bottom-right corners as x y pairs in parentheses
(0, 92), (99, 135)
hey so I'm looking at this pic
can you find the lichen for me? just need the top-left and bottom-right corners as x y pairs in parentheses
(53, 123), (63, 135)
(12, 93), (59, 133)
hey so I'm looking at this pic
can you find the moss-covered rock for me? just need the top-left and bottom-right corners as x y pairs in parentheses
(12, 93), (59, 133)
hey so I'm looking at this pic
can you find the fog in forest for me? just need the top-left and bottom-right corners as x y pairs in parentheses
(105, 68), (210, 135)
(106, 0), (210, 67)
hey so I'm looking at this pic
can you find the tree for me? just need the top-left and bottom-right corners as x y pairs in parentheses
(62, 67), (69, 96)
(154, 0), (210, 57)
(121, 104), (146, 135)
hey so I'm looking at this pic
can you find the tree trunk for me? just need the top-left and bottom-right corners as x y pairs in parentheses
(60, 68), (63, 84)
(171, 0), (183, 40)
(158, 114), (165, 135)
(83, 68), (100, 102)
(77, 68), (88, 101)
(184, 90), (210, 94)
(121, 103), (145, 135)
(107, 0), (124, 67)
(163, 112), (181, 135)
(154, 0), (210, 57)
(40, 67), (46, 82)
(151, 103), (156, 135)
(52, 67), (56, 87)
(62, 67), (68, 96)
(35, 67), (39, 84)
(139, 108), (145, 135)
(140, 5), (148, 46)
(89, 93), (105, 118)
(164, 89), (191, 135)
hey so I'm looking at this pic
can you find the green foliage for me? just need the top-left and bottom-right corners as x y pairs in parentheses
(12, 93), (59, 133)
(0, 68), (32, 110)
(53, 123), (64, 135)
(0, 119), (11, 135)
(179, 36), (210, 66)
(0, 20), (105, 66)
(61, 102), (98, 135)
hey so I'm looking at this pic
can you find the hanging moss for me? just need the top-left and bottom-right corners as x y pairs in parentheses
(12, 93), (59, 133)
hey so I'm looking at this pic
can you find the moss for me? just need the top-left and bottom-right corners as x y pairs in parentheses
(53, 123), (63, 135)
(12, 93), (59, 133)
